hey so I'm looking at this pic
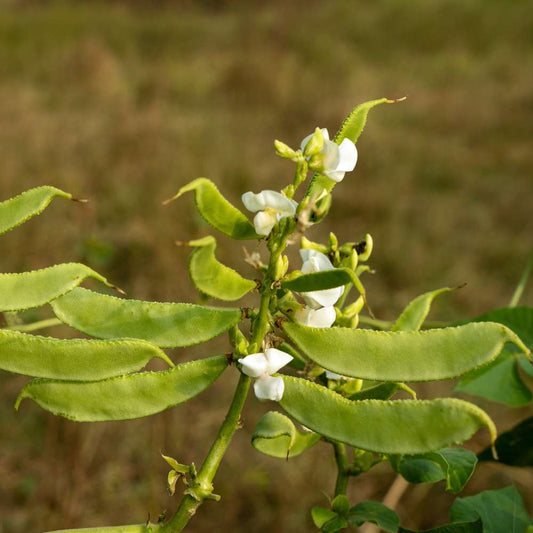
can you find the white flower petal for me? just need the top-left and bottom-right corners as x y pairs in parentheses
(307, 306), (337, 328)
(254, 375), (285, 401)
(264, 348), (293, 375)
(238, 353), (268, 378)
(322, 140), (340, 170)
(300, 249), (334, 272)
(253, 210), (278, 236)
(335, 139), (358, 172)
(302, 286), (344, 308)
(241, 191), (266, 212)
(323, 169), (346, 183)
(260, 191), (297, 216)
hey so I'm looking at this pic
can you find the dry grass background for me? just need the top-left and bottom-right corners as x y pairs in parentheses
(0, 1), (532, 531)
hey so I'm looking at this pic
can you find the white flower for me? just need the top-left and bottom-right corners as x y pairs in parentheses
(238, 348), (293, 401)
(299, 249), (344, 308)
(242, 190), (298, 236)
(300, 128), (357, 183)
(324, 370), (344, 381)
(295, 305), (336, 328)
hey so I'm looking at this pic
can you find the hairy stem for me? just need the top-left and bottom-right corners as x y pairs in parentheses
(4, 317), (62, 332)
(162, 374), (251, 532)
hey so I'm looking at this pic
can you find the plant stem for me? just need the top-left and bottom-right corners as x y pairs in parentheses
(332, 442), (349, 496)
(162, 374), (251, 532)
(4, 317), (62, 332)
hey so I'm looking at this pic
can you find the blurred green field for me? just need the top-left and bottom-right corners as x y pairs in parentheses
(0, 1), (532, 531)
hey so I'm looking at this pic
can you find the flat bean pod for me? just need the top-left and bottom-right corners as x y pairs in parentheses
(283, 322), (529, 382)
(0, 329), (172, 380)
(0, 263), (112, 312)
(279, 376), (496, 455)
(16, 356), (228, 422)
(52, 288), (242, 348)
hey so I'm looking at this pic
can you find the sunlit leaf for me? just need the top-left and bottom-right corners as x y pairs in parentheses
(164, 178), (259, 239)
(187, 236), (256, 301)
(0, 329), (173, 380)
(348, 382), (416, 401)
(0, 263), (114, 312)
(279, 376), (496, 454)
(251, 411), (321, 459)
(0, 186), (73, 236)
(16, 356), (227, 422)
(51, 288), (241, 348)
(283, 322), (528, 382)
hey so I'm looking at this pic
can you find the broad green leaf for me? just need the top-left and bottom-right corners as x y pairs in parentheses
(394, 448), (477, 493)
(283, 322), (529, 382)
(16, 356), (227, 422)
(281, 269), (352, 292)
(478, 416), (533, 466)
(51, 288), (241, 348)
(450, 486), (532, 533)
(392, 287), (456, 332)
(0, 186), (72, 236)
(348, 382), (416, 401)
(251, 411), (321, 459)
(322, 516), (348, 533)
(0, 329), (173, 380)
(0, 263), (114, 312)
(455, 348), (532, 407)
(279, 376), (496, 454)
(187, 236), (256, 301)
(347, 501), (399, 532)
(399, 520), (483, 533)
(164, 178), (260, 239)
(307, 98), (402, 197)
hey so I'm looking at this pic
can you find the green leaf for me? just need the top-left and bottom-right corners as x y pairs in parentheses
(16, 356), (227, 422)
(283, 322), (529, 382)
(450, 486), (532, 533)
(187, 236), (256, 301)
(51, 288), (241, 348)
(251, 411), (320, 459)
(322, 516), (348, 532)
(347, 500), (399, 532)
(307, 98), (402, 197)
(478, 416), (533, 466)
(311, 507), (342, 530)
(395, 448), (477, 493)
(281, 269), (352, 292)
(279, 376), (496, 454)
(0, 263), (114, 312)
(348, 382), (416, 401)
(0, 186), (73, 236)
(399, 519), (483, 533)
(164, 178), (260, 240)
(392, 287), (456, 332)
(0, 329), (173, 380)
(455, 348), (532, 407)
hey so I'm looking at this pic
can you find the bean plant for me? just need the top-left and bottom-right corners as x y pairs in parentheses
(1, 99), (532, 532)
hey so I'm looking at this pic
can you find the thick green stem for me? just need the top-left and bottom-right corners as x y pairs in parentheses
(162, 374), (251, 532)
(333, 442), (349, 496)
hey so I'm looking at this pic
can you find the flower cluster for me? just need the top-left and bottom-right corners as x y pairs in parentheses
(300, 128), (358, 183)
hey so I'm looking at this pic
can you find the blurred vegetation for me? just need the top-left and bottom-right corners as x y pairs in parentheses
(0, 1), (531, 531)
